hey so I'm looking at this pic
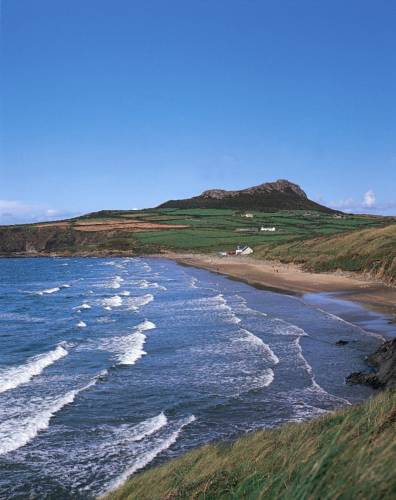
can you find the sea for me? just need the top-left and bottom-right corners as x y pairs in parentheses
(0, 257), (390, 499)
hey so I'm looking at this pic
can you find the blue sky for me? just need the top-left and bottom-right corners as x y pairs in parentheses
(1, 0), (396, 223)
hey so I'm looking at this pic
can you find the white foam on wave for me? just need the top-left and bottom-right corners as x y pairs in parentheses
(269, 316), (351, 406)
(74, 303), (91, 310)
(233, 294), (268, 317)
(141, 262), (152, 272)
(120, 291), (130, 296)
(0, 344), (69, 394)
(0, 376), (99, 456)
(36, 287), (60, 296)
(138, 279), (167, 291)
(106, 275), (124, 289)
(237, 329), (279, 365)
(103, 415), (195, 494)
(189, 277), (198, 288)
(0, 313), (44, 323)
(98, 320), (156, 365)
(190, 294), (242, 324)
(216, 294), (242, 324)
(123, 411), (167, 442)
(96, 317), (116, 324)
(244, 369), (274, 392)
(102, 261), (125, 269)
(35, 284), (71, 295)
(77, 321), (87, 328)
(125, 294), (154, 311)
(292, 336), (351, 406)
(102, 295), (123, 308)
(316, 307), (385, 341)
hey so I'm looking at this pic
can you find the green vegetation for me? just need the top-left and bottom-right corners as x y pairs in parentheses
(106, 390), (396, 500)
(1, 208), (395, 283)
(108, 208), (390, 252)
(255, 223), (396, 285)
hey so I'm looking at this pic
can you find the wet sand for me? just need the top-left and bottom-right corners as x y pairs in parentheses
(161, 252), (396, 317)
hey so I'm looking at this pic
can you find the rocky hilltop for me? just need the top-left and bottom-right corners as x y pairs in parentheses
(159, 179), (336, 212)
(201, 179), (308, 200)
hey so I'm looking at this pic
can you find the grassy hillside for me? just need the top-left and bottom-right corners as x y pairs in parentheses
(106, 390), (396, 500)
(255, 223), (396, 285)
(0, 209), (393, 283)
(158, 190), (335, 213)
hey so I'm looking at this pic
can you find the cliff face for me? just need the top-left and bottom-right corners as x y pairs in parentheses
(158, 179), (336, 212)
(0, 226), (137, 256)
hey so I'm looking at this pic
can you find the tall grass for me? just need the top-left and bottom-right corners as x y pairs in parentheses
(105, 391), (396, 500)
(256, 224), (396, 284)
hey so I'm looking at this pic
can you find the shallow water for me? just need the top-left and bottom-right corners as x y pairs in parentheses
(0, 257), (386, 499)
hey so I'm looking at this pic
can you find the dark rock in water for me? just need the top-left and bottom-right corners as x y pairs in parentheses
(346, 371), (383, 389)
(346, 338), (396, 389)
(336, 340), (349, 346)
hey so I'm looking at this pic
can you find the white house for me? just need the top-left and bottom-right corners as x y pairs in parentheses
(242, 213), (254, 218)
(260, 226), (276, 232)
(236, 245), (254, 255)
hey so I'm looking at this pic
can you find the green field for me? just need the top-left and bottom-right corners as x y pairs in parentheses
(1, 208), (395, 284)
(77, 208), (392, 253)
(106, 390), (396, 500)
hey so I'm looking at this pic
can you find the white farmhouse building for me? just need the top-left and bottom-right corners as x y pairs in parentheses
(236, 245), (254, 255)
(260, 226), (276, 232)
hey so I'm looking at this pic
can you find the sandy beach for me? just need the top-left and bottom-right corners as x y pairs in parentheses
(162, 252), (396, 315)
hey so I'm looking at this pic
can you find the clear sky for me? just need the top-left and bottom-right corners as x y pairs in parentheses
(1, 0), (396, 223)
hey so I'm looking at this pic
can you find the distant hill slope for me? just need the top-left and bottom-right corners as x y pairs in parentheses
(158, 179), (337, 213)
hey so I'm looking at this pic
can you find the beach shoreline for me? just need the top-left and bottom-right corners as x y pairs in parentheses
(4, 250), (395, 316)
(158, 252), (396, 319)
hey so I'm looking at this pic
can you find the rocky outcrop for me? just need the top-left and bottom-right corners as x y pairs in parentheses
(201, 179), (308, 200)
(347, 338), (396, 389)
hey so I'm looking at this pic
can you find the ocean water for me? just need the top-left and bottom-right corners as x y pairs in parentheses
(0, 257), (385, 499)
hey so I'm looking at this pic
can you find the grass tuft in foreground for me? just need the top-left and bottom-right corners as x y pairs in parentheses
(105, 391), (396, 499)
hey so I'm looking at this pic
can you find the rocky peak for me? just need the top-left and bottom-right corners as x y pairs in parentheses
(200, 179), (307, 200)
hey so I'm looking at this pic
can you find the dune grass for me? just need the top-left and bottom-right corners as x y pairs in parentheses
(256, 224), (396, 284)
(105, 390), (396, 500)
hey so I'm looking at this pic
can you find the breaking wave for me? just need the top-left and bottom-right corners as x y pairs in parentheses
(138, 280), (167, 291)
(236, 329), (279, 365)
(35, 284), (70, 296)
(0, 344), (69, 394)
(74, 303), (91, 311)
(97, 320), (156, 365)
(102, 295), (123, 308)
(316, 307), (385, 341)
(36, 287), (60, 295)
(0, 376), (100, 456)
(103, 415), (196, 494)
(125, 294), (154, 311)
(106, 276), (124, 289)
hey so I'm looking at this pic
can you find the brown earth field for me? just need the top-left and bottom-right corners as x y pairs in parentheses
(35, 220), (190, 232)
